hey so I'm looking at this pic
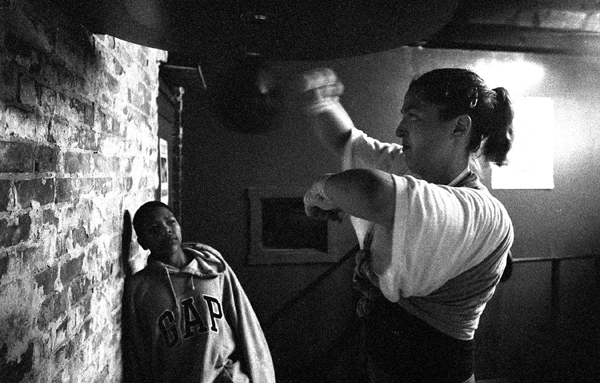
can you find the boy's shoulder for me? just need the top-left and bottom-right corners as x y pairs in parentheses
(125, 265), (161, 290)
(182, 242), (224, 259)
(182, 242), (228, 270)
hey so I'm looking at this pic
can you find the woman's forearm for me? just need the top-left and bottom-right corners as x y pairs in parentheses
(297, 68), (355, 157)
(307, 101), (354, 156)
(323, 169), (396, 226)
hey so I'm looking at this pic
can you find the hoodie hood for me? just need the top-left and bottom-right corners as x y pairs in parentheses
(145, 242), (226, 278)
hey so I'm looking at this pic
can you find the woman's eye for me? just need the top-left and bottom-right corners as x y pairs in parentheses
(401, 110), (419, 121)
(401, 114), (417, 123)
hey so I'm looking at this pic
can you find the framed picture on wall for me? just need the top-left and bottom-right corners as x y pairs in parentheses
(246, 186), (354, 265)
(159, 138), (169, 204)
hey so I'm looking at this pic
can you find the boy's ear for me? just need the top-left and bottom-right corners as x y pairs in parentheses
(137, 235), (149, 250)
(453, 114), (472, 137)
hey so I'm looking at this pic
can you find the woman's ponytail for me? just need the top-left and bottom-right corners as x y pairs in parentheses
(481, 87), (514, 166)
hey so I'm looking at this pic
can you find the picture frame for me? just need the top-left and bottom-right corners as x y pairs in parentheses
(246, 186), (354, 265)
(159, 138), (169, 204)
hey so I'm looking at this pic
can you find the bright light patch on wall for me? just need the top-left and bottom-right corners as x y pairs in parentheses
(491, 97), (554, 189)
(472, 59), (545, 94)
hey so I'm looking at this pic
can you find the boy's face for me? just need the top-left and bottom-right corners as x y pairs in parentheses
(137, 206), (182, 256)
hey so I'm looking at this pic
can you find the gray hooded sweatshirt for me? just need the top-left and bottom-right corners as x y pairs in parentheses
(122, 243), (275, 382)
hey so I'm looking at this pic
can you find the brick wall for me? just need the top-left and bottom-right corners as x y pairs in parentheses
(0, 1), (167, 382)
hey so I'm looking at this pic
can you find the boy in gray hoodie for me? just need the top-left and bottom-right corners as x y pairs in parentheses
(122, 201), (275, 382)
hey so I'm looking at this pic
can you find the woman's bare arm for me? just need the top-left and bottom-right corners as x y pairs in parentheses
(305, 168), (396, 227)
(297, 68), (355, 157)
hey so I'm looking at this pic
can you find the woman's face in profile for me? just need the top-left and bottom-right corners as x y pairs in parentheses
(396, 90), (456, 180)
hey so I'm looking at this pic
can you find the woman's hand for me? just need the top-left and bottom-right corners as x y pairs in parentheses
(303, 173), (346, 222)
(295, 68), (344, 112)
(287, 68), (354, 156)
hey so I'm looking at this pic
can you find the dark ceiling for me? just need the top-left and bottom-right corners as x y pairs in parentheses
(54, 0), (600, 63)
(47, 0), (600, 133)
(56, 0), (459, 62)
(426, 0), (600, 55)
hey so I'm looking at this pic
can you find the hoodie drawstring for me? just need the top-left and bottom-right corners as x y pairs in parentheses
(165, 268), (181, 321)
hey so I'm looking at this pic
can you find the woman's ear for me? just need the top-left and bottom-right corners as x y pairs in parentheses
(453, 114), (472, 137)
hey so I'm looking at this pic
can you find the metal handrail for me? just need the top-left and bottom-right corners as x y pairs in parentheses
(511, 254), (599, 321)
(512, 254), (598, 263)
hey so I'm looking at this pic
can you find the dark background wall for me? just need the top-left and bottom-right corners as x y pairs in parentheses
(178, 47), (600, 382)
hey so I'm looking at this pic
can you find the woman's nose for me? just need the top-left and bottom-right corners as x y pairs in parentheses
(395, 118), (407, 137)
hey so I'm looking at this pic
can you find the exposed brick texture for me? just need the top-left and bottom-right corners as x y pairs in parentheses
(0, 1), (167, 382)
(0, 214), (32, 247)
(0, 141), (35, 173)
(0, 180), (11, 210)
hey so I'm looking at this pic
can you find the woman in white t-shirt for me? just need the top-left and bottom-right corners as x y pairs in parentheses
(298, 68), (514, 383)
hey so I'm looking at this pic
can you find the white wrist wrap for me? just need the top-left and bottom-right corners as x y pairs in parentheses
(313, 173), (334, 202)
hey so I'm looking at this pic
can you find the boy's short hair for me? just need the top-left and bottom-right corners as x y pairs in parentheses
(133, 201), (174, 236)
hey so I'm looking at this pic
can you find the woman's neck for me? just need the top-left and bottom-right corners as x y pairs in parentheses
(424, 161), (469, 185)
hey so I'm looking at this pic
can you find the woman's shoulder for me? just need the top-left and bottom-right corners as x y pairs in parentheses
(395, 175), (512, 223)
(453, 185), (511, 217)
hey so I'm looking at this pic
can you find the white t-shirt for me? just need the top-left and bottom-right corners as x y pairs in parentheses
(342, 127), (514, 339)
